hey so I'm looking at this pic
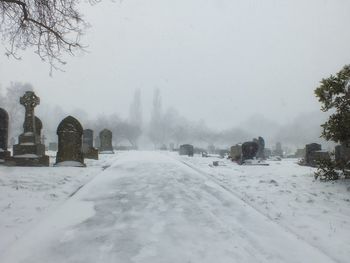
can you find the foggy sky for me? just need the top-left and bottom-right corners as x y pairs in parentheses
(1, 0), (350, 129)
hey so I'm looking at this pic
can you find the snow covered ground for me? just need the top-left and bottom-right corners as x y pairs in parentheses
(0, 152), (117, 257)
(0, 151), (349, 262)
(174, 153), (350, 263)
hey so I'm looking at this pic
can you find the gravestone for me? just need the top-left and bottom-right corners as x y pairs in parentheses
(256, 136), (265, 159)
(230, 145), (242, 162)
(35, 117), (42, 137)
(169, 143), (175, 151)
(48, 142), (58, 151)
(179, 144), (194, 156)
(0, 108), (11, 162)
(335, 144), (350, 168)
(82, 129), (98, 160)
(99, 129), (114, 154)
(55, 116), (85, 167)
(274, 142), (283, 157)
(304, 143), (330, 167)
(241, 141), (259, 163)
(11, 91), (49, 166)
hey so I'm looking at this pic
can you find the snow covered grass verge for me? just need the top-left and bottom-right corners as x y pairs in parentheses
(0, 152), (118, 257)
(175, 153), (350, 263)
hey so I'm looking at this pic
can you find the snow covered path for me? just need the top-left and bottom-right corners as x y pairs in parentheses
(3, 151), (336, 263)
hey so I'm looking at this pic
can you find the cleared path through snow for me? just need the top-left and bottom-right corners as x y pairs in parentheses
(3, 151), (336, 263)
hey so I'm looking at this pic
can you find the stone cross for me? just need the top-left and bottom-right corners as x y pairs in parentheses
(20, 91), (40, 134)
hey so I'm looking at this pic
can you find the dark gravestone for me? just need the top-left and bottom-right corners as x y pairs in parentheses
(35, 116), (42, 137)
(82, 129), (98, 160)
(55, 116), (85, 167)
(256, 136), (265, 159)
(241, 141), (259, 162)
(11, 91), (49, 166)
(0, 108), (11, 162)
(179, 144), (194, 156)
(230, 145), (242, 162)
(48, 142), (58, 151)
(304, 143), (328, 167)
(99, 129), (114, 154)
(335, 144), (350, 168)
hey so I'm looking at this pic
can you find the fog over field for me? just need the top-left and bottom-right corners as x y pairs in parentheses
(1, 0), (350, 150)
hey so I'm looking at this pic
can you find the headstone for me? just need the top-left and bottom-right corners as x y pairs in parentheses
(304, 143), (331, 167)
(55, 116), (85, 167)
(241, 141), (259, 163)
(0, 108), (11, 162)
(10, 91), (49, 166)
(82, 129), (98, 160)
(35, 116), (42, 137)
(169, 143), (175, 151)
(335, 144), (350, 168)
(256, 136), (265, 159)
(179, 144), (194, 156)
(99, 129), (114, 154)
(48, 142), (58, 151)
(274, 142), (283, 157)
(230, 145), (242, 162)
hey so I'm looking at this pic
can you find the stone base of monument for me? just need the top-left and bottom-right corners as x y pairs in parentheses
(83, 148), (99, 160)
(99, 149), (114, 154)
(9, 142), (50, 166)
(5, 154), (50, 167)
(0, 150), (11, 164)
(54, 161), (86, 167)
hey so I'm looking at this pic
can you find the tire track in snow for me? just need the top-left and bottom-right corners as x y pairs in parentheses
(175, 157), (340, 263)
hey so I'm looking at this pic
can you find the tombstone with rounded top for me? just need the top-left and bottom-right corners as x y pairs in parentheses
(0, 108), (10, 162)
(99, 129), (114, 154)
(241, 141), (259, 163)
(55, 116), (85, 167)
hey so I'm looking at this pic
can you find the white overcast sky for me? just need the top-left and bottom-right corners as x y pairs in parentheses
(1, 0), (350, 129)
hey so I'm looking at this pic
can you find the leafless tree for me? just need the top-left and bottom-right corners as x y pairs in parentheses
(0, 0), (92, 70)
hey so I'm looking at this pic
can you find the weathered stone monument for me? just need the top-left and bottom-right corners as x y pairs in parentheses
(0, 108), (10, 162)
(241, 141), (259, 163)
(230, 144), (242, 162)
(304, 143), (330, 167)
(55, 116), (85, 167)
(11, 91), (49, 166)
(335, 143), (350, 168)
(256, 136), (265, 159)
(82, 129), (98, 160)
(35, 116), (42, 137)
(179, 144), (194, 156)
(99, 129), (114, 154)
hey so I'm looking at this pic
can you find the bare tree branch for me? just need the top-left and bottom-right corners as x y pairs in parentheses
(0, 0), (90, 71)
